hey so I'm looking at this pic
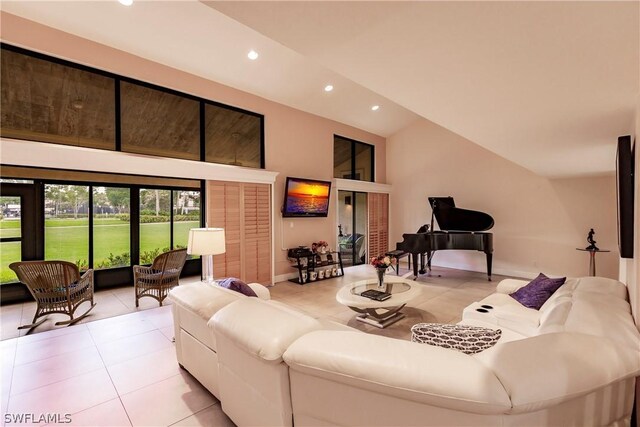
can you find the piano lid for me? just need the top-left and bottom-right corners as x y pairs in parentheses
(428, 197), (494, 232)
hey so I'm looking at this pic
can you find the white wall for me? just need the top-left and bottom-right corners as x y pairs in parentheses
(387, 118), (619, 280)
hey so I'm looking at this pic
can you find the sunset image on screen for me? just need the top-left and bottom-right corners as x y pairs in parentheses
(285, 179), (330, 215)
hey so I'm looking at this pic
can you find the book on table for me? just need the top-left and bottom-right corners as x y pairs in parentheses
(360, 289), (392, 301)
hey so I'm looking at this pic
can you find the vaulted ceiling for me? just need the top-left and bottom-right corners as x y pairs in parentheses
(1, 1), (638, 178)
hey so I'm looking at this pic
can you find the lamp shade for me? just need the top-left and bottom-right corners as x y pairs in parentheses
(187, 228), (226, 256)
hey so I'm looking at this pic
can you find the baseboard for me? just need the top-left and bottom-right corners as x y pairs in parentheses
(274, 272), (298, 283)
(428, 260), (538, 281)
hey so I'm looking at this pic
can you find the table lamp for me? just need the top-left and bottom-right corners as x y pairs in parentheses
(187, 228), (226, 284)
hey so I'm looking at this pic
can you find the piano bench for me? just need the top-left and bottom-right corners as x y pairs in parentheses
(385, 250), (411, 276)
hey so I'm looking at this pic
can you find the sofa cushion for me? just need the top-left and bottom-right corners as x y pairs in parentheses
(284, 330), (512, 414)
(510, 273), (566, 310)
(211, 298), (322, 362)
(411, 323), (501, 355)
(217, 277), (257, 297)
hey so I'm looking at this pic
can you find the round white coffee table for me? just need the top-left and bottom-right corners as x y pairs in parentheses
(336, 276), (421, 328)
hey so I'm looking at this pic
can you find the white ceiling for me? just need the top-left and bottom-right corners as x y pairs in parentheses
(2, 1), (639, 178)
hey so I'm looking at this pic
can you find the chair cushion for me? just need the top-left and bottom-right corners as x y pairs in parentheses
(218, 277), (258, 297)
(411, 323), (502, 355)
(510, 273), (566, 310)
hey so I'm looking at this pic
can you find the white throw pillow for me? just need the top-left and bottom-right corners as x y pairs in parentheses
(411, 323), (501, 355)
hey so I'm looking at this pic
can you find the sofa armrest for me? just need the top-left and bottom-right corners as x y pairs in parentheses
(474, 332), (640, 413)
(496, 279), (529, 294)
(283, 331), (511, 415)
(247, 282), (270, 300)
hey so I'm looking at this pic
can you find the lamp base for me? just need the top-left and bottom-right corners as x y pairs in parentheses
(201, 255), (215, 284)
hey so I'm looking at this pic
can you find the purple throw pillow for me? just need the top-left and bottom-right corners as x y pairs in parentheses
(510, 273), (566, 310)
(218, 277), (258, 297)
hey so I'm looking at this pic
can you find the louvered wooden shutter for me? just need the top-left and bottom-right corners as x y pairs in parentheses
(207, 181), (271, 284)
(208, 181), (242, 278)
(368, 193), (389, 258)
(242, 183), (271, 283)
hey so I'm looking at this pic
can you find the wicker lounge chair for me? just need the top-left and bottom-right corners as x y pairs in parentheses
(134, 248), (187, 307)
(9, 260), (95, 331)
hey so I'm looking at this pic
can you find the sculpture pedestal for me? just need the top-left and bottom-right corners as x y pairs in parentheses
(576, 248), (610, 276)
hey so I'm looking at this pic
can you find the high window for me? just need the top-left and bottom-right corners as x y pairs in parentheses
(0, 44), (265, 169)
(333, 135), (374, 182)
(120, 82), (200, 161)
(1, 48), (116, 150)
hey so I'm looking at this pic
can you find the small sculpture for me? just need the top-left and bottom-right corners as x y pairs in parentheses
(586, 228), (599, 251)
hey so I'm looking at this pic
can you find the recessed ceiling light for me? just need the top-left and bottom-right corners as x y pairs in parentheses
(324, 85), (334, 92)
(118, 0), (133, 6)
(371, 105), (380, 111)
(247, 50), (259, 60)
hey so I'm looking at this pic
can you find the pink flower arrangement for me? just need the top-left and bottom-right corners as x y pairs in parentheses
(370, 255), (394, 269)
(311, 241), (329, 253)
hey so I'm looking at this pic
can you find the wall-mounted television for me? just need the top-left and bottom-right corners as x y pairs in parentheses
(282, 177), (332, 217)
(616, 135), (635, 258)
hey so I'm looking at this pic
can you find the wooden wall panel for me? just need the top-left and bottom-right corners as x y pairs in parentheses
(368, 193), (389, 258)
(207, 180), (271, 285)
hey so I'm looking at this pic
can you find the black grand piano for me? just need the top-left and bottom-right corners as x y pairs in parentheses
(396, 197), (494, 280)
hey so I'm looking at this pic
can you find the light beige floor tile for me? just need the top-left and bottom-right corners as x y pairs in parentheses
(96, 330), (173, 366)
(1, 338), (17, 415)
(7, 368), (117, 417)
(11, 346), (104, 396)
(17, 323), (88, 345)
(137, 305), (173, 329)
(107, 347), (181, 395)
(170, 403), (234, 427)
(14, 330), (95, 366)
(61, 398), (132, 427)
(159, 326), (175, 341)
(87, 317), (157, 345)
(120, 372), (215, 427)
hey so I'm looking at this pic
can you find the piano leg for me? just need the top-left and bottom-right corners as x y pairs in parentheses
(486, 252), (493, 281)
(411, 253), (420, 279)
(419, 253), (427, 275)
(426, 250), (433, 274)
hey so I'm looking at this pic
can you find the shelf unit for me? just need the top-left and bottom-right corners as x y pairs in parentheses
(289, 251), (344, 285)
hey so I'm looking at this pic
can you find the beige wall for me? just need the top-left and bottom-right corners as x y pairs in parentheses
(387, 118), (619, 280)
(0, 12), (386, 278)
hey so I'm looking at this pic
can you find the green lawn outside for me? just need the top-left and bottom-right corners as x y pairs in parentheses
(0, 219), (199, 283)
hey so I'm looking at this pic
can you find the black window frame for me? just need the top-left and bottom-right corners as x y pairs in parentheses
(334, 134), (375, 182)
(0, 43), (266, 169)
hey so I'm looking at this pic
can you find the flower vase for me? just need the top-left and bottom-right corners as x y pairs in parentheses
(376, 267), (387, 291)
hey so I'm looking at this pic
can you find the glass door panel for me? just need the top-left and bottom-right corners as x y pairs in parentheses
(0, 196), (22, 283)
(173, 190), (200, 258)
(139, 188), (171, 264)
(93, 187), (130, 269)
(354, 192), (368, 265)
(338, 191), (367, 267)
(44, 184), (89, 270)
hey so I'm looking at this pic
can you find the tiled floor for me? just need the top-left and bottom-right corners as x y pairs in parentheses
(0, 265), (513, 426)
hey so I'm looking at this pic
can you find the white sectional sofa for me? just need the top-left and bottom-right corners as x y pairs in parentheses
(170, 276), (640, 426)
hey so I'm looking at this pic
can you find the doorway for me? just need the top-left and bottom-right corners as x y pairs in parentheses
(337, 190), (367, 267)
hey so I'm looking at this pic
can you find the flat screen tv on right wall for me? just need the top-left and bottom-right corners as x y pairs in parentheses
(617, 135), (635, 258)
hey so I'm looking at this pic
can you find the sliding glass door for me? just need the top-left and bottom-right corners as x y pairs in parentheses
(338, 190), (368, 267)
(0, 178), (202, 302)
